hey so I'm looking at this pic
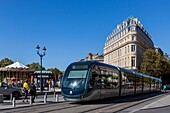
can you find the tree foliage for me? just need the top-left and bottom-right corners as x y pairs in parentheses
(141, 49), (170, 78)
(0, 57), (63, 82)
(26, 62), (45, 70)
(0, 58), (14, 67)
(47, 68), (63, 81)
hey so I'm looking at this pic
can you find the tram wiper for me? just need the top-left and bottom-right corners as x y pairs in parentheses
(73, 79), (83, 89)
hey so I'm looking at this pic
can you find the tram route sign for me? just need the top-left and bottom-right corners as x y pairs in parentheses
(72, 65), (88, 70)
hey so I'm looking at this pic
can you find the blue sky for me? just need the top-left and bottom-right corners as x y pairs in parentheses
(0, 0), (170, 71)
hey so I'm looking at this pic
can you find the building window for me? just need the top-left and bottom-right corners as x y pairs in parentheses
(128, 57), (129, 66)
(118, 50), (119, 57)
(119, 60), (121, 67)
(131, 45), (136, 52)
(131, 56), (135, 67)
(120, 49), (121, 56)
(126, 28), (128, 33)
(131, 27), (136, 31)
(132, 35), (136, 40)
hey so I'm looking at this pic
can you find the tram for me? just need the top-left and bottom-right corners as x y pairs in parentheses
(61, 61), (162, 102)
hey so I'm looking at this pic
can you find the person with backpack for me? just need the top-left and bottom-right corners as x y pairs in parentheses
(30, 81), (37, 103)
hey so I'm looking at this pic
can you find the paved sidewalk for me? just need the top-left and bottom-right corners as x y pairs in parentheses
(0, 89), (63, 110)
(141, 92), (170, 109)
(1, 90), (170, 111)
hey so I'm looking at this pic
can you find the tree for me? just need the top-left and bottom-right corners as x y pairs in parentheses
(141, 49), (157, 76)
(26, 62), (45, 71)
(0, 58), (14, 67)
(47, 68), (63, 82)
(141, 49), (169, 79)
(141, 49), (170, 84)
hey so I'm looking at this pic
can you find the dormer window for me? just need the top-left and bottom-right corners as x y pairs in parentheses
(131, 27), (136, 31)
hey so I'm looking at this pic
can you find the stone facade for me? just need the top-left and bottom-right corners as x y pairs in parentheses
(104, 17), (154, 70)
(78, 53), (104, 62)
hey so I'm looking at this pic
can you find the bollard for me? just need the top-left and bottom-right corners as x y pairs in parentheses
(10, 94), (13, 101)
(12, 97), (16, 107)
(45, 92), (47, 98)
(44, 93), (47, 103)
(44, 95), (47, 103)
(30, 96), (32, 105)
(0, 94), (3, 103)
(56, 94), (59, 102)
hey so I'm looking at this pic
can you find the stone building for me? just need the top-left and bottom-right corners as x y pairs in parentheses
(104, 17), (154, 70)
(155, 46), (163, 56)
(78, 53), (104, 62)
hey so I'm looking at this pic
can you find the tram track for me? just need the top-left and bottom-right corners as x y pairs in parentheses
(0, 102), (73, 113)
(0, 92), (164, 113)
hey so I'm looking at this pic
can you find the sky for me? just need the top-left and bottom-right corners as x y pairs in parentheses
(0, 0), (170, 71)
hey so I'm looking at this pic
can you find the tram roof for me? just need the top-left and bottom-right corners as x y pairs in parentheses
(97, 62), (118, 70)
(119, 67), (134, 74)
(74, 61), (161, 81)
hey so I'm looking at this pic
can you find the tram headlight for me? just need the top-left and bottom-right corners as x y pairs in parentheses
(70, 91), (73, 94)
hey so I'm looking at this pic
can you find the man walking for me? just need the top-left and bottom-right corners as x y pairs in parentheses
(30, 81), (37, 103)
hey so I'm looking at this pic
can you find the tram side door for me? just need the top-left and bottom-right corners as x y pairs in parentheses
(87, 68), (101, 100)
(100, 75), (109, 99)
(99, 68), (113, 99)
(121, 72), (126, 96)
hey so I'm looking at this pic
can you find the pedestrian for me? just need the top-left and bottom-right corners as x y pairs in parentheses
(0, 82), (2, 87)
(52, 80), (55, 91)
(30, 81), (37, 103)
(22, 79), (29, 102)
(48, 80), (52, 91)
(163, 84), (167, 93)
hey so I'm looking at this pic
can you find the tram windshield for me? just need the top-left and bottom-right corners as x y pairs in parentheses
(62, 69), (88, 89)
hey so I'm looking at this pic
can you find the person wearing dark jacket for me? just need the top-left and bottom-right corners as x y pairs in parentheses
(30, 81), (37, 103)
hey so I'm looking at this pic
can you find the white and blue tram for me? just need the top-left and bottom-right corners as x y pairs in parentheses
(61, 61), (162, 102)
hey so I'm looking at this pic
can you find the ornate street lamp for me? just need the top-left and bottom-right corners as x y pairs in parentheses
(36, 45), (46, 92)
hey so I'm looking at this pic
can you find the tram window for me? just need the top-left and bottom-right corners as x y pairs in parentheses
(89, 72), (97, 88)
(136, 75), (142, 89)
(68, 70), (87, 78)
(143, 77), (150, 89)
(99, 67), (119, 89)
(124, 73), (135, 89)
(151, 78), (155, 90)
(88, 71), (98, 93)
(89, 77), (95, 88)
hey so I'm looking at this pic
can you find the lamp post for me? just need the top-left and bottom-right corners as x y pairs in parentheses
(36, 45), (46, 92)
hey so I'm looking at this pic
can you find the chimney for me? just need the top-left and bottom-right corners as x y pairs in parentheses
(88, 53), (93, 60)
